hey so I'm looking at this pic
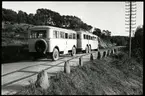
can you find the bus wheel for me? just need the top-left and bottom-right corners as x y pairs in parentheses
(71, 46), (76, 56)
(52, 48), (59, 61)
(89, 45), (91, 53)
(85, 46), (89, 53)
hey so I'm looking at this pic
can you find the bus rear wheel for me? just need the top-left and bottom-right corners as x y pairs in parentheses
(52, 48), (59, 61)
(71, 46), (76, 56)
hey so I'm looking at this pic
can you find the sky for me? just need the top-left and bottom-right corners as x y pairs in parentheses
(2, 1), (144, 36)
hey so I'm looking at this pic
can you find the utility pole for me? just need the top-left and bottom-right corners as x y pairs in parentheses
(125, 1), (136, 58)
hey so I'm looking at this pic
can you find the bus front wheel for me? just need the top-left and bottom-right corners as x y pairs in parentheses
(52, 48), (59, 61)
(71, 46), (76, 56)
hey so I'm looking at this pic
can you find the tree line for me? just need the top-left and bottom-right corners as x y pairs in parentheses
(2, 8), (112, 36)
(2, 8), (92, 31)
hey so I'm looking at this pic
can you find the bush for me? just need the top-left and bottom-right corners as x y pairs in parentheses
(2, 45), (29, 63)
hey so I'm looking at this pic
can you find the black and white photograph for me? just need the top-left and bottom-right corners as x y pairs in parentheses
(2, 1), (143, 95)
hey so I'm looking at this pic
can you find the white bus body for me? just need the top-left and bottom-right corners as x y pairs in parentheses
(76, 31), (99, 53)
(28, 26), (77, 60)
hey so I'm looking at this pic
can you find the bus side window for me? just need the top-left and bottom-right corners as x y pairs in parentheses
(53, 30), (58, 38)
(60, 31), (64, 39)
(69, 33), (72, 39)
(65, 33), (68, 39)
(62, 32), (65, 38)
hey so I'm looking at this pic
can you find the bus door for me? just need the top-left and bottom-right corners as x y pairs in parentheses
(77, 33), (81, 49)
(64, 33), (68, 54)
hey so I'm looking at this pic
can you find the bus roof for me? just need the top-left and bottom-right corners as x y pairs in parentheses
(30, 25), (76, 33)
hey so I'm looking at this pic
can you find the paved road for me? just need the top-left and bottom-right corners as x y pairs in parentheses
(1, 46), (125, 95)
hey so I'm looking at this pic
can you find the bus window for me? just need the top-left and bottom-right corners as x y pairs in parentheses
(60, 31), (65, 38)
(77, 34), (80, 39)
(31, 30), (46, 39)
(95, 37), (97, 40)
(53, 30), (59, 38)
(91, 36), (93, 40)
(65, 33), (68, 39)
(69, 33), (73, 39)
(88, 35), (90, 40)
(73, 33), (76, 39)
(93, 37), (95, 40)
(86, 35), (88, 39)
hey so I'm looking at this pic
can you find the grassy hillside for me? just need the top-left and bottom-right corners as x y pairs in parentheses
(2, 23), (33, 46)
(16, 51), (143, 95)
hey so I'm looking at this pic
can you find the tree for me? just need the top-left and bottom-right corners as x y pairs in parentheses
(132, 25), (143, 49)
(2, 8), (17, 23)
(17, 10), (28, 24)
(93, 28), (102, 37)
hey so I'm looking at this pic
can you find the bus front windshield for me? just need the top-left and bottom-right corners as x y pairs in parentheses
(30, 30), (47, 39)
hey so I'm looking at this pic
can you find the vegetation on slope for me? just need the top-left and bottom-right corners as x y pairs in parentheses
(16, 51), (143, 95)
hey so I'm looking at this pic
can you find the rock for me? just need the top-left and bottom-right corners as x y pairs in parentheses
(64, 61), (70, 74)
(35, 70), (50, 90)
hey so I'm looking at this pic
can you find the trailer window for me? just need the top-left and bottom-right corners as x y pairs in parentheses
(73, 33), (76, 39)
(86, 35), (88, 39)
(65, 33), (68, 39)
(83, 34), (86, 39)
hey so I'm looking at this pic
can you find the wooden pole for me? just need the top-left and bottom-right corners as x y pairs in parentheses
(129, 1), (132, 58)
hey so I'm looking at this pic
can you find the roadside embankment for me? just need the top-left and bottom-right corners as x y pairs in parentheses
(16, 51), (143, 95)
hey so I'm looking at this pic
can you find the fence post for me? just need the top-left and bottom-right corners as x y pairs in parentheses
(79, 56), (83, 66)
(111, 49), (114, 54)
(107, 50), (110, 56)
(97, 51), (101, 59)
(90, 53), (94, 60)
(104, 51), (107, 57)
(64, 60), (70, 74)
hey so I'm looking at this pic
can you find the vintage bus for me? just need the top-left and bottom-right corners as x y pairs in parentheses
(28, 26), (77, 60)
(76, 30), (99, 53)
